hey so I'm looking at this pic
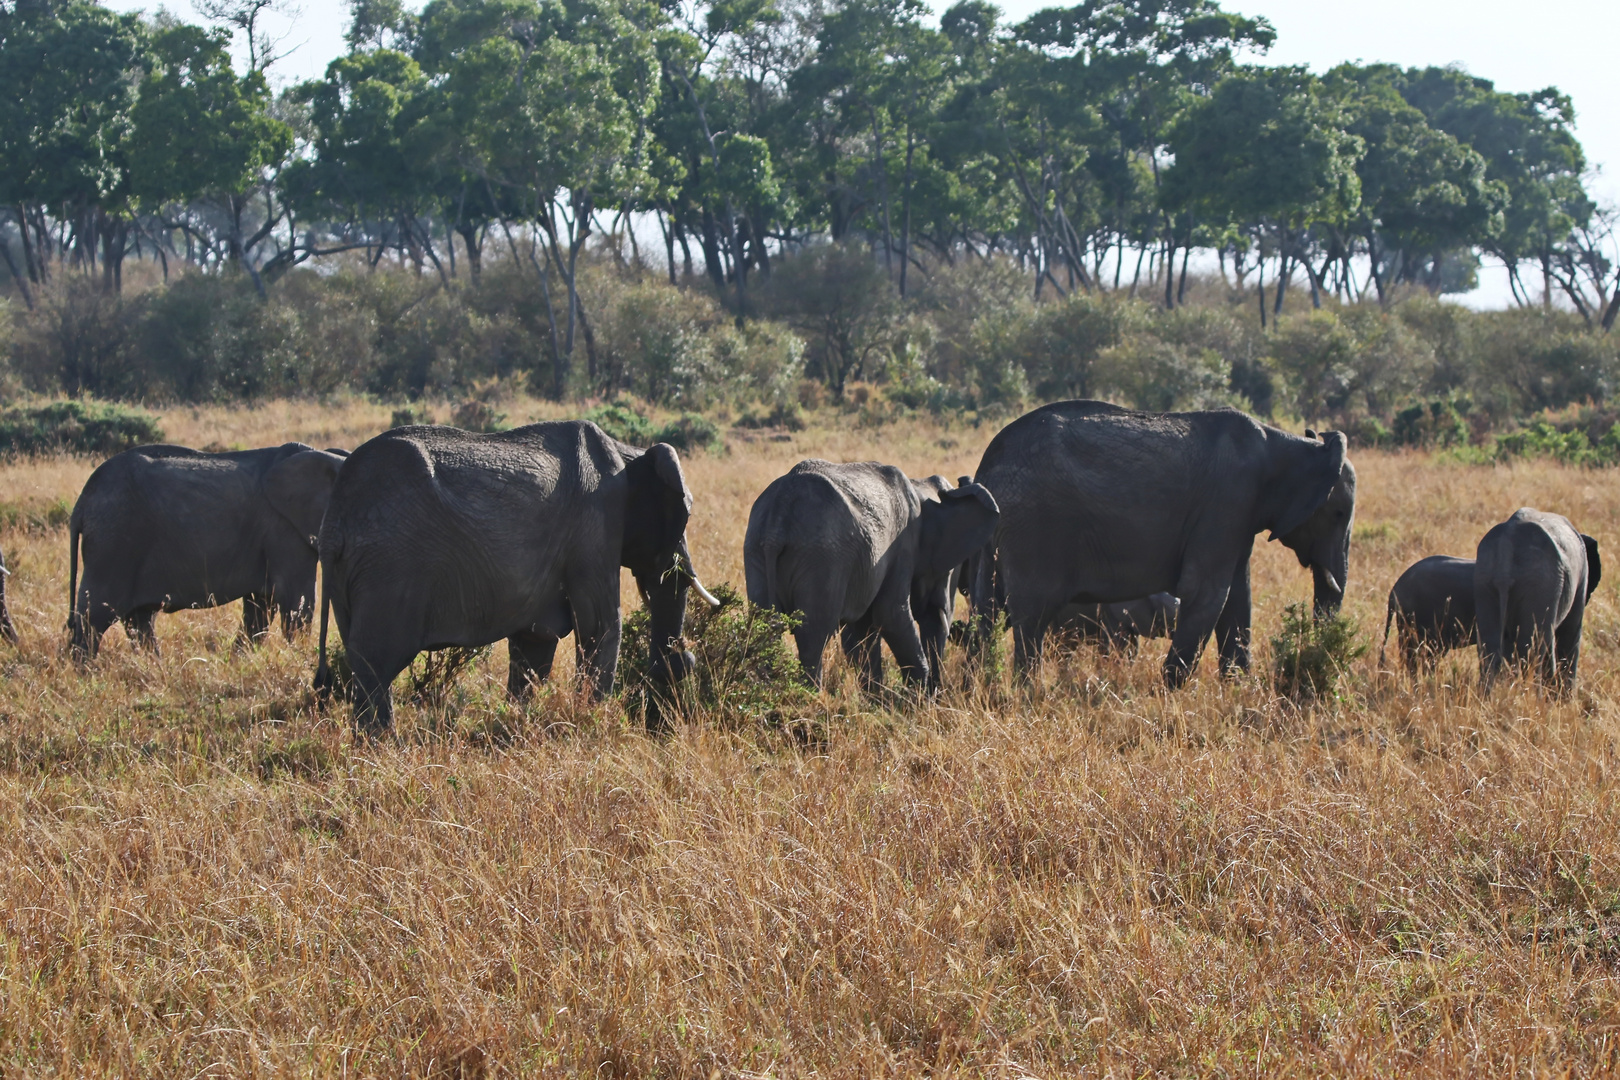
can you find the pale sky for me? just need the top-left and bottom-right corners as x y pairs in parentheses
(114, 0), (1616, 305)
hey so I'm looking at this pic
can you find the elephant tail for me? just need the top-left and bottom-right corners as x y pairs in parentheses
(1379, 590), (1395, 669)
(66, 507), (82, 637)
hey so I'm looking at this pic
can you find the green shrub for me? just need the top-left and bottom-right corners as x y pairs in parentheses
(620, 582), (813, 730)
(652, 413), (722, 453)
(390, 405), (433, 428)
(1391, 398), (1470, 448)
(584, 400), (657, 445)
(0, 400), (164, 457)
(1271, 603), (1367, 702)
(450, 400), (507, 433)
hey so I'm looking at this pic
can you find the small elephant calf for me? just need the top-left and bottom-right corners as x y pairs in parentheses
(1055, 593), (1180, 655)
(1381, 555), (1477, 673)
(1475, 508), (1600, 693)
(745, 460), (999, 691)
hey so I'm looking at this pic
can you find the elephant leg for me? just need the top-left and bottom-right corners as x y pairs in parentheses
(240, 593), (272, 647)
(123, 608), (159, 655)
(278, 592), (314, 640)
(841, 612), (883, 694)
(877, 600), (929, 689)
(1476, 584), (1509, 692)
(574, 613), (623, 701)
(507, 631), (561, 700)
(787, 595), (839, 689)
(1214, 546), (1254, 676)
(916, 604), (950, 691)
(1554, 603), (1585, 695)
(74, 598), (117, 662)
(1164, 571), (1233, 689)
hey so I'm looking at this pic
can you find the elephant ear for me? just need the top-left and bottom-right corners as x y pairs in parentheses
(264, 449), (345, 548)
(1584, 534), (1602, 598)
(1268, 431), (1347, 541)
(645, 442), (693, 513)
(918, 482), (1000, 577)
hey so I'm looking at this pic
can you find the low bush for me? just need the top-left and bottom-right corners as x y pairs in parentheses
(0, 400), (163, 457)
(620, 583), (813, 730)
(1271, 603), (1367, 702)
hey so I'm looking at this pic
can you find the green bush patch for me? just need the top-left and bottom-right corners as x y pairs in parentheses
(0, 400), (163, 458)
(1272, 603), (1367, 702)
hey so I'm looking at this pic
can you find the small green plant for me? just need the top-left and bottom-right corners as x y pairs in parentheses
(0, 400), (163, 458)
(652, 413), (722, 453)
(1271, 603), (1367, 701)
(584, 400), (657, 445)
(619, 582), (812, 730)
(450, 400), (507, 433)
(390, 405), (433, 428)
(407, 646), (492, 708)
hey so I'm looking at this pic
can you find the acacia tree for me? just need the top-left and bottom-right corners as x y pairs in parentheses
(1323, 64), (1503, 300)
(421, 0), (660, 395)
(0, 0), (146, 300)
(1164, 66), (1363, 322)
(127, 22), (293, 294)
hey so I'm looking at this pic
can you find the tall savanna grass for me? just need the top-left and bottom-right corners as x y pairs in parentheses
(1, 399), (1619, 1075)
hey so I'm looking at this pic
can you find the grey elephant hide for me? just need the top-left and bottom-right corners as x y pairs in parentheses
(969, 400), (1355, 686)
(745, 460), (998, 691)
(1474, 507), (1600, 693)
(315, 421), (708, 734)
(68, 442), (346, 658)
(1381, 555), (1477, 673)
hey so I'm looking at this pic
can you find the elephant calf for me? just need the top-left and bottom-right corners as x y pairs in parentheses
(1381, 555), (1477, 673)
(1475, 508), (1600, 693)
(745, 461), (999, 691)
(1055, 593), (1180, 655)
(69, 442), (347, 659)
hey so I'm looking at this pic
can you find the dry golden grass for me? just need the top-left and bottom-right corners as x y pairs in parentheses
(4, 400), (1620, 1076)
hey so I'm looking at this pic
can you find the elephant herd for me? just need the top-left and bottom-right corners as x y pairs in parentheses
(0, 398), (1597, 736)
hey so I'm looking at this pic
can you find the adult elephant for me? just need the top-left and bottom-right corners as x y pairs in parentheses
(745, 462), (999, 691)
(971, 400), (1355, 686)
(69, 442), (348, 659)
(314, 422), (716, 733)
(1475, 508), (1600, 693)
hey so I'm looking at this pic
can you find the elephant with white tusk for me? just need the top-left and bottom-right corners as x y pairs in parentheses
(68, 442), (348, 659)
(968, 400), (1356, 687)
(314, 421), (710, 734)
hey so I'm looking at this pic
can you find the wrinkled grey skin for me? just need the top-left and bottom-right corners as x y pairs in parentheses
(0, 545), (16, 645)
(970, 401), (1355, 686)
(1474, 508), (1601, 694)
(745, 461), (999, 691)
(1055, 592), (1180, 655)
(1381, 556), (1477, 673)
(68, 442), (347, 659)
(315, 422), (710, 734)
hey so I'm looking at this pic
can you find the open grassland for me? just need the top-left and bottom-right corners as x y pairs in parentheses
(4, 400), (1620, 1076)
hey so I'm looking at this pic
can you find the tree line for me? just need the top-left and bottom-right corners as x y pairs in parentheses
(2, 0), (1617, 400)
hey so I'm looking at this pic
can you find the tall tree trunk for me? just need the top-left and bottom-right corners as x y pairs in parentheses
(699, 209), (727, 289)
(1257, 259), (1267, 329)
(0, 231), (33, 310)
(870, 107), (893, 276)
(457, 223), (483, 283)
(658, 207), (677, 286)
(899, 129), (914, 298)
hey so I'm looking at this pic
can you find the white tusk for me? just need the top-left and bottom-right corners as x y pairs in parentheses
(0, 565), (9, 576)
(690, 577), (721, 609)
(1320, 569), (1342, 596)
